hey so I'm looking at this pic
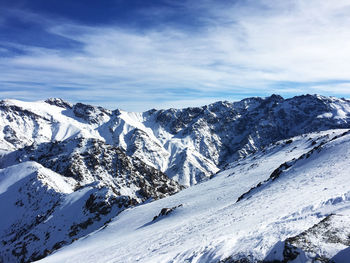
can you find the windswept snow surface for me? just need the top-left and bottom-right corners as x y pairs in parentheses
(39, 129), (350, 263)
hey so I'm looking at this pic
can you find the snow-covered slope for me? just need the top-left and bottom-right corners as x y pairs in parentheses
(37, 129), (350, 263)
(1, 95), (350, 186)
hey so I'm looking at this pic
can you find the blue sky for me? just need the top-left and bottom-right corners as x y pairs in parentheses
(1, 0), (350, 111)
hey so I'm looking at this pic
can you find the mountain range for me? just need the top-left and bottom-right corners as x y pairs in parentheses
(1, 94), (350, 262)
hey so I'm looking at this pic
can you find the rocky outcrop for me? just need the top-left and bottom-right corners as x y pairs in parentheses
(152, 204), (183, 221)
(45, 98), (72, 109)
(73, 103), (111, 125)
(265, 214), (350, 262)
(1, 137), (183, 202)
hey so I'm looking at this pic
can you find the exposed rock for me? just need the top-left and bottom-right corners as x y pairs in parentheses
(73, 102), (111, 124)
(45, 98), (72, 109)
(265, 214), (350, 262)
(152, 204), (183, 221)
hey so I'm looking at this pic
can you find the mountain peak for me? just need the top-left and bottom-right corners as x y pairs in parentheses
(45, 98), (73, 109)
(265, 94), (284, 102)
(72, 102), (112, 124)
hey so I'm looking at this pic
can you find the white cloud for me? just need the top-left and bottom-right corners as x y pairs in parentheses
(2, 0), (350, 111)
(308, 83), (350, 94)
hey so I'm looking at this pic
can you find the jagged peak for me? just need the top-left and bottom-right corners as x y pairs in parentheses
(73, 102), (111, 114)
(207, 100), (231, 108)
(287, 93), (330, 101)
(72, 102), (112, 124)
(265, 94), (284, 102)
(45, 98), (73, 109)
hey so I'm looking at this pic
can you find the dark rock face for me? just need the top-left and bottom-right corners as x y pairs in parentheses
(152, 204), (183, 221)
(219, 255), (261, 263)
(284, 214), (350, 261)
(73, 103), (111, 124)
(45, 98), (72, 109)
(148, 94), (350, 169)
(2, 137), (183, 202)
(3, 125), (20, 145)
(265, 214), (350, 263)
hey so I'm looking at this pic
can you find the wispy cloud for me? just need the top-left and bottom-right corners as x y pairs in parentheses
(1, 0), (350, 111)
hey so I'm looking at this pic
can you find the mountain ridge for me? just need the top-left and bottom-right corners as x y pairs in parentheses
(1, 94), (350, 186)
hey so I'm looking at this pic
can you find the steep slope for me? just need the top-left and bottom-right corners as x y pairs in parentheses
(38, 129), (350, 263)
(0, 138), (182, 263)
(1, 95), (350, 186)
(0, 162), (75, 262)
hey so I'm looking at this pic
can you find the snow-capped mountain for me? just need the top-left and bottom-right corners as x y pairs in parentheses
(1, 95), (350, 186)
(1, 94), (350, 262)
